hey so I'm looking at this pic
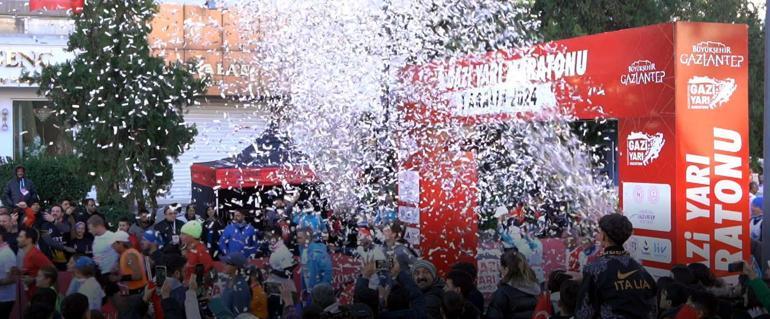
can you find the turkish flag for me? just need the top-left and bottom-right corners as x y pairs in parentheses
(29, 0), (83, 12)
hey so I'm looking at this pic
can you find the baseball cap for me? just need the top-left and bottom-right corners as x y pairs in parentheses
(142, 230), (161, 245)
(222, 251), (247, 268)
(75, 256), (96, 270)
(112, 231), (130, 244)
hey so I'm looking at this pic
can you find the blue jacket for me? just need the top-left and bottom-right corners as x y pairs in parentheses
(220, 274), (252, 315)
(300, 241), (333, 292)
(293, 212), (326, 234)
(219, 222), (258, 258)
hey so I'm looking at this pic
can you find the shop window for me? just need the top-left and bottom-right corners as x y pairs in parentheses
(13, 100), (73, 159)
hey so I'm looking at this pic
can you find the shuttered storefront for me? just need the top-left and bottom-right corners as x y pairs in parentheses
(159, 102), (268, 204)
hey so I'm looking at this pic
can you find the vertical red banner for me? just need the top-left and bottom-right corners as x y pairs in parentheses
(674, 23), (750, 277)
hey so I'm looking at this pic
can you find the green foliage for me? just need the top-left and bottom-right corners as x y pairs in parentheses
(0, 155), (90, 207)
(531, 0), (765, 164)
(31, 0), (208, 212)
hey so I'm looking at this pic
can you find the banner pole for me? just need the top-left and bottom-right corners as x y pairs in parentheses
(762, 0), (770, 272)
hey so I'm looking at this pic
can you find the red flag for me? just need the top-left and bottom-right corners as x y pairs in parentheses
(532, 292), (553, 319)
(29, 0), (83, 12)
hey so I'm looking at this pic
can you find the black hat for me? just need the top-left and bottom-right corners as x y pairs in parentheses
(598, 213), (633, 246)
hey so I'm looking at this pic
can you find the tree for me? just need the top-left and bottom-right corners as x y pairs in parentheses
(31, 0), (208, 212)
(532, 0), (765, 168)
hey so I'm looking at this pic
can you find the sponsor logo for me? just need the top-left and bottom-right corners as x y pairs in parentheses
(680, 41), (745, 68)
(687, 76), (736, 110)
(617, 270), (638, 280)
(613, 268), (652, 291)
(623, 183), (672, 232)
(620, 60), (666, 86)
(628, 235), (672, 263)
(627, 131), (665, 166)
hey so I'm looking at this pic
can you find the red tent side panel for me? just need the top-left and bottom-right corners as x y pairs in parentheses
(215, 166), (318, 188)
(191, 163), (218, 188)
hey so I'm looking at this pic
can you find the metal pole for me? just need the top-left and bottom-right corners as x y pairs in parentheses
(762, 0), (770, 272)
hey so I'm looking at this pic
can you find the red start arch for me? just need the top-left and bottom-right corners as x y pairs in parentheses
(397, 22), (750, 279)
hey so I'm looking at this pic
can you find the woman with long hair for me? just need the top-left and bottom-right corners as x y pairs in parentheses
(486, 250), (540, 319)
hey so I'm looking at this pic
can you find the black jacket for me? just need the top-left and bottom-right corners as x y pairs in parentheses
(2, 177), (37, 207)
(422, 281), (445, 319)
(154, 218), (184, 248)
(467, 287), (485, 314)
(486, 281), (539, 319)
(575, 246), (657, 319)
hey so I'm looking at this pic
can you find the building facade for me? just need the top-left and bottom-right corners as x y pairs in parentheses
(0, 3), (271, 205)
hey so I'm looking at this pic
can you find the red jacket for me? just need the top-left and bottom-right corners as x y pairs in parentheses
(184, 240), (213, 280)
(22, 246), (53, 298)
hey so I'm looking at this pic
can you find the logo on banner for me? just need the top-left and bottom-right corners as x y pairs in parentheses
(620, 60), (666, 86)
(680, 41), (745, 68)
(623, 182), (672, 232)
(627, 131), (665, 166)
(687, 76), (736, 110)
(627, 235), (672, 263)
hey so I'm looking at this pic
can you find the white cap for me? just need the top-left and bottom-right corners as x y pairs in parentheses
(112, 230), (130, 243)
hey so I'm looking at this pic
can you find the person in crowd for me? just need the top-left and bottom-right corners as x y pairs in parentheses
(183, 205), (201, 223)
(118, 217), (140, 249)
(140, 229), (164, 273)
(413, 259), (445, 319)
(128, 208), (154, 239)
(37, 207), (70, 270)
(687, 262), (741, 300)
(451, 262), (485, 313)
(303, 283), (340, 317)
(61, 292), (91, 319)
(533, 270), (573, 319)
(751, 181), (760, 203)
(678, 290), (719, 319)
(0, 229), (16, 319)
(445, 270), (478, 312)
(297, 227), (333, 299)
(381, 254), (427, 318)
(265, 227), (298, 317)
(201, 205), (224, 260)
(219, 210), (258, 258)
(154, 205), (185, 249)
(670, 265), (696, 286)
(160, 254), (188, 310)
(0, 211), (17, 253)
(218, 251), (252, 316)
(2, 165), (38, 208)
(751, 196), (764, 241)
(68, 221), (94, 257)
(75, 199), (104, 225)
(293, 202), (326, 235)
(32, 265), (61, 317)
(485, 250), (539, 319)
(575, 213), (656, 319)
(355, 227), (386, 289)
(18, 227), (54, 298)
(66, 256), (106, 311)
(441, 291), (480, 319)
(554, 280), (579, 319)
(380, 222), (417, 268)
(248, 266), (268, 319)
(61, 199), (73, 215)
(87, 215), (119, 297)
(50, 204), (72, 240)
(658, 281), (690, 319)
(23, 302), (55, 319)
(179, 220), (213, 280)
(111, 230), (148, 319)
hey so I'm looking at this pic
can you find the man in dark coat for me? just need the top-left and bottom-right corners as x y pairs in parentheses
(2, 165), (37, 208)
(575, 213), (657, 319)
(413, 259), (444, 319)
